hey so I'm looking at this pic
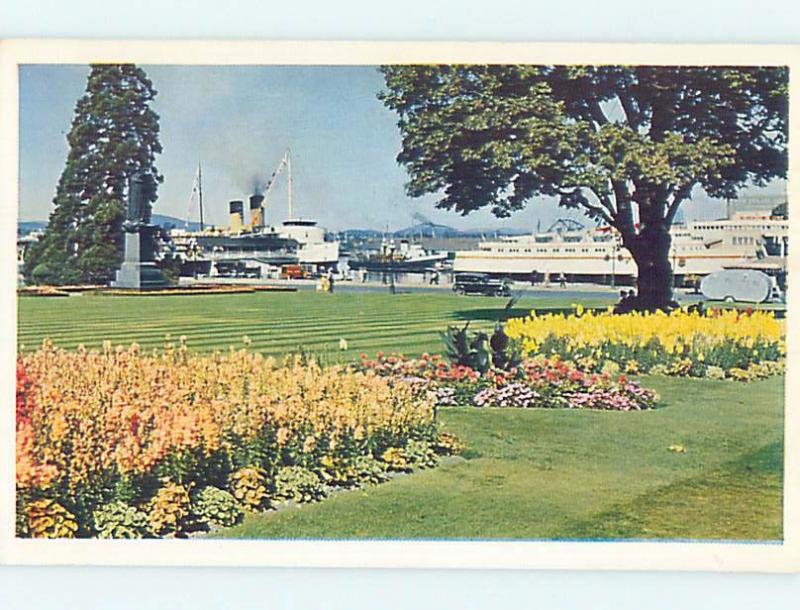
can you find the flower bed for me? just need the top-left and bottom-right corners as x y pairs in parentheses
(505, 307), (785, 381)
(16, 340), (456, 538)
(355, 353), (659, 411)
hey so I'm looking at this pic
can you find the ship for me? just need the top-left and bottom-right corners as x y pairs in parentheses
(453, 210), (788, 285)
(170, 149), (339, 278)
(347, 237), (449, 273)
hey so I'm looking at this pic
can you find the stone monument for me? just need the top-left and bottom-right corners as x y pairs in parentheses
(111, 172), (167, 289)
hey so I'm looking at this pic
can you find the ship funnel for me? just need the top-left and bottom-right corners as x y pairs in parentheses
(249, 194), (265, 229)
(229, 200), (244, 234)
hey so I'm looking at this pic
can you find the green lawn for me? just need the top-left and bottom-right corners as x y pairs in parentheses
(17, 290), (615, 359)
(18, 290), (785, 540)
(216, 375), (783, 541)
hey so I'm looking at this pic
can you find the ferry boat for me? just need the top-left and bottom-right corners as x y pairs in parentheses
(453, 210), (788, 284)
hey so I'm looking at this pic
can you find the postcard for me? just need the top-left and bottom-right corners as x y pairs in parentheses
(0, 40), (797, 571)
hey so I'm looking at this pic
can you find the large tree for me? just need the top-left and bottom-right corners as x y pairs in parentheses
(380, 65), (788, 309)
(24, 64), (162, 285)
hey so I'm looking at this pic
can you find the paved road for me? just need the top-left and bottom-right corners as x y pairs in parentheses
(183, 276), (712, 304)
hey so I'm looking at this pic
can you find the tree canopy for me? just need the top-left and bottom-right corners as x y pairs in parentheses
(380, 65), (788, 307)
(24, 64), (162, 285)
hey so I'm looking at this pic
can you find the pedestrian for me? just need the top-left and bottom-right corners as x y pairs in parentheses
(558, 272), (566, 288)
(530, 270), (537, 286)
(327, 268), (335, 293)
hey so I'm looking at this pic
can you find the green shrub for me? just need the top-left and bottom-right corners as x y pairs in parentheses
(704, 365), (727, 380)
(274, 466), (326, 503)
(405, 440), (439, 469)
(194, 486), (244, 528)
(93, 501), (152, 539)
(352, 455), (390, 485)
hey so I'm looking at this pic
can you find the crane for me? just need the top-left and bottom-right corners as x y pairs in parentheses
(259, 148), (294, 220)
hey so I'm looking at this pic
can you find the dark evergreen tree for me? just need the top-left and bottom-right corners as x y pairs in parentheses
(380, 65), (788, 309)
(24, 64), (162, 285)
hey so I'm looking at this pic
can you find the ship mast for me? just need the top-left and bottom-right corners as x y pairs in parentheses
(287, 148), (293, 221)
(198, 162), (204, 231)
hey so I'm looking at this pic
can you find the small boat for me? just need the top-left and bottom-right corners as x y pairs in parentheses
(348, 238), (448, 273)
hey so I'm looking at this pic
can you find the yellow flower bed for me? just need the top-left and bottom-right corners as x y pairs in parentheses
(505, 307), (785, 380)
(17, 340), (441, 537)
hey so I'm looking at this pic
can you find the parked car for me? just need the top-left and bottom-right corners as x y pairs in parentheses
(453, 273), (512, 296)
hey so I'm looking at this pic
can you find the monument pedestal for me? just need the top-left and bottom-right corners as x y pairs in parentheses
(111, 229), (167, 289)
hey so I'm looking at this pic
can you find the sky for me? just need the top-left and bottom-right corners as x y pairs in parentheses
(18, 64), (787, 233)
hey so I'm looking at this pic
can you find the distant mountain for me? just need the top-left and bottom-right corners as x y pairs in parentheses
(338, 228), (384, 239)
(393, 222), (463, 238)
(391, 222), (530, 239)
(18, 215), (202, 235)
(151, 214), (202, 231)
(18, 221), (47, 236)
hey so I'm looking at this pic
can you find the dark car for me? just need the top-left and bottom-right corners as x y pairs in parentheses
(453, 273), (512, 296)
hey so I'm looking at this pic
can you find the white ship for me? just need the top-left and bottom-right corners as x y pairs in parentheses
(171, 149), (340, 277)
(280, 219), (339, 267)
(453, 210), (788, 283)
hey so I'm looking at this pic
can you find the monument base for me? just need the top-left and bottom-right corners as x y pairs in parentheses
(111, 261), (168, 290)
(111, 230), (168, 290)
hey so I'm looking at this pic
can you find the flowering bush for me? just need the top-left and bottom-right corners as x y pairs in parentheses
(16, 340), (457, 538)
(381, 447), (411, 472)
(355, 351), (480, 383)
(147, 482), (195, 537)
(228, 467), (271, 512)
(356, 352), (658, 411)
(474, 383), (543, 409)
(24, 498), (78, 539)
(505, 307), (785, 380)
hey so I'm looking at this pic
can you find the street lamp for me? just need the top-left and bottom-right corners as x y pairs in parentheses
(388, 241), (397, 295)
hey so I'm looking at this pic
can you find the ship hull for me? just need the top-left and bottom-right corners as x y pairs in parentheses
(348, 255), (447, 273)
(454, 250), (765, 280)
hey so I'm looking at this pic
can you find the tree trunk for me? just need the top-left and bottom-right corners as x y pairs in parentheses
(626, 221), (675, 311)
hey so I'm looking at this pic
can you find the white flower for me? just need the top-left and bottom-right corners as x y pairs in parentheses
(339, 338), (349, 351)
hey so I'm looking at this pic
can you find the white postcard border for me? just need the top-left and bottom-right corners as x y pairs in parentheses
(0, 39), (797, 571)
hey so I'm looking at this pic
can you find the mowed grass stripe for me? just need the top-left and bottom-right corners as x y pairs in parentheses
(17, 306), (456, 339)
(17, 293), (507, 357)
(19, 297), (484, 331)
(17, 292), (588, 358)
(16, 312), (477, 348)
(19, 321), (481, 355)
